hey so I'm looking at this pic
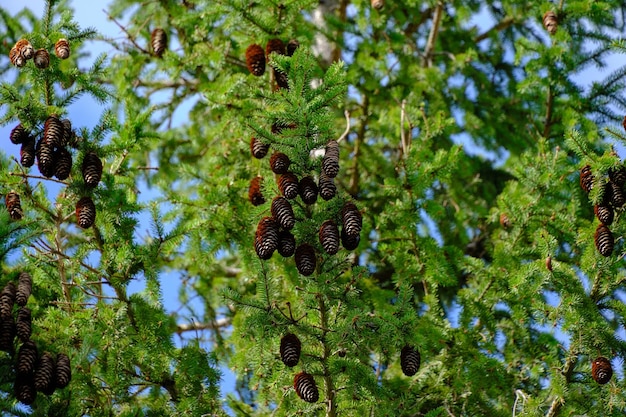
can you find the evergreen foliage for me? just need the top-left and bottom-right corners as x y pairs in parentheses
(2, 0), (626, 416)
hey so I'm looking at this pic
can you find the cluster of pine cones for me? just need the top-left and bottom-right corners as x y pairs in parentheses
(579, 164), (626, 256)
(245, 38), (299, 90)
(9, 37), (70, 69)
(250, 136), (362, 276)
(8, 116), (103, 229)
(0, 273), (71, 404)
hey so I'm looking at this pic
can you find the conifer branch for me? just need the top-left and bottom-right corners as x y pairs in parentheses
(105, 10), (150, 54)
(317, 293), (337, 417)
(543, 86), (555, 138)
(349, 95), (368, 196)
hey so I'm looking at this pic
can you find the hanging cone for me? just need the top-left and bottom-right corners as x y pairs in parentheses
(151, 28), (168, 57)
(293, 372), (319, 402)
(322, 140), (340, 178)
(298, 176), (318, 205)
(255, 217), (279, 260)
(16, 272), (32, 307)
(542, 11), (558, 35)
(15, 39), (34, 60)
(271, 197), (296, 230)
(33, 48), (50, 69)
(17, 340), (38, 375)
(6, 191), (24, 220)
(9, 46), (26, 67)
(10, 124), (29, 145)
(591, 356), (612, 384)
(279, 333), (301, 367)
(269, 152), (291, 174)
(76, 196), (96, 229)
(54, 147), (73, 180)
(286, 39), (299, 57)
(341, 228), (360, 250)
(34, 351), (56, 394)
(14, 373), (36, 405)
(55, 353), (72, 389)
(248, 176), (265, 206)
(16, 307), (32, 343)
(278, 172), (299, 199)
(20, 136), (36, 167)
(295, 244), (316, 276)
(341, 202), (362, 236)
(82, 151), (103, 187)
(250, 137), (270, 159)
(594, 224), (613, 257)
(319, 220), (340, 255)
(54, 38), (70, 59)
(400, 345), (421, 376)
(318, 172), (336, 201)
(277, 230), (296, 257)
(245, 44), (266, 76)
(580, 165), (593, 193)
(594, 205), (613, 226)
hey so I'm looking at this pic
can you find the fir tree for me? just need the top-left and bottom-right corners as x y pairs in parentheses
(1, 0), (626, 416)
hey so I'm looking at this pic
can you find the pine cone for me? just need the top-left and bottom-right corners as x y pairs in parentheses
(255, 217), (279, 260)
(61, 119), (73, 147)
(277, 230), (296, 257)
(54, 147), (73, 180)
(17, 340), (38, 375)
(76, 196), (96, 229)
(6, 191), (23, 221)
(55, 353), (71, 389)
(16, 272), (32, 307)
(371, 0), (384, 9)
(266, 39), (285, 57)
(43, 115), (64, 147)
(609, 165), (626, 187)
(82, 151), (103, 187)
(594, 205), (613, 226)
(33, 48), (50, 69)
(592, 356), (612, 384)
(594, 224), (614, 257)
(271, 197), (296, 230)
(0, 282), (17, 317)
(269, 152), (291, 174)
(250, 137), (269, 159)
(279, 333), (301, 367)
(15, 39), (34, 60)
(341, 202), (362, 237)
(318, 172), (336, 201)
(580, 165), (593, 193)
(16, 307), (32, 343)
(286, 39), (299, 57)
(36, 140), (56, 178)
(278, 172), (299, 199)
(151, 28), (168, 57)
(499, 213), (511, 229)
(400, 345), (421, 376)
(341, 228), (360, 250)
(295, 244), (316, 276)
(245, 44), (266, 76)
(248, 176), (265, 206)
(608, 181), (625, 207)
(20, 136), (36, 167)
(9, 46), (26, 67)
(298, 176), (318, 205)
(319, 220), (340, 255)
(542, 11), (558, 35)
(34, 351), (56, 394)
(54, 38), (70, 59)
(10, 124), (29, 145)
(322, 140), (340, 178)
(14, 373), (36, 405)
(293, 372), (318, 403)
(0, 316), (16, 353)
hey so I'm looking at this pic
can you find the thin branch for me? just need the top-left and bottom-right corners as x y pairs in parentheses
(543, 86), (554, 138)
(175, 318), (231, 334)
(104, 10), (150, 54)
(400, 99), (408, 157)
(475, 16), (515, 43)
(423, 2), (444, 67)
(338, 110), (351, 142)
